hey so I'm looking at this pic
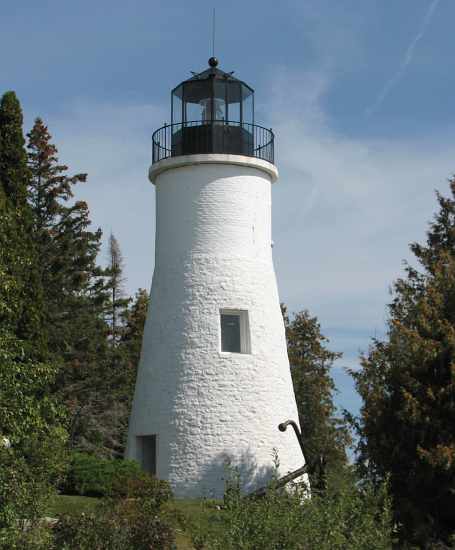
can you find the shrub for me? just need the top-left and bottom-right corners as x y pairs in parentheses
(63, 452), (143, 497)
(54, 505), (175, 550)
(0, 446), (55, 550)
(53, 475), (175, 549)
(52, 512), (128, 550)
(0, 332), (69, 548)
(111, 470), (173, 503)
(191, 468), (394, 550)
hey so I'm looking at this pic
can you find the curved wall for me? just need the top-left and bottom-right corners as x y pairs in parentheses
(126, 156), (305, 498)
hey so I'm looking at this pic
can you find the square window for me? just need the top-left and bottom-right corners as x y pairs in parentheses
(220, 310), (250, 354)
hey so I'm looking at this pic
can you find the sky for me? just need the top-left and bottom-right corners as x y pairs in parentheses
(1, 0), (454, 419)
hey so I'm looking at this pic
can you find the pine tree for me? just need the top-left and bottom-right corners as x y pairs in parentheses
(59, 230), (134, 457)
(351, 178), (455, 547)
(0, 93), (45, 351)
(283, 306), (350, 486)
(0, 95), (67, 542)
(0, 91), (29, 208)
(25, 117), (119, 456)
(0, 187), (21, 333)
(26, 117), (108, 360)
(106, 233), (130, 347)
(95, 287), (149, 457)
(120, 288), (149, 418)
(121, 287), (149, 367)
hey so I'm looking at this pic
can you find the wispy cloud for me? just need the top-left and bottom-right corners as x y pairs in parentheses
(35, 64), (454, 414)
(365, 0), (441, 117)
(265, 65), (454, 360)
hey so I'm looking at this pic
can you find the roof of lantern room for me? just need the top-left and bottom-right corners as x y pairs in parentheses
(172, 57), (254, 100)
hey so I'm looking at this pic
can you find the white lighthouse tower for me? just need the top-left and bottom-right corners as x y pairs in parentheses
(126, 58), (305, 498)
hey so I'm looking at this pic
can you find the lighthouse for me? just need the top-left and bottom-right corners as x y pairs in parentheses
(126, 58), (305, 498)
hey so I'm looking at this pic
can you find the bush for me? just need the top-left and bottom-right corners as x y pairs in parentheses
(0, 446), (55, 550)
(111, 470), (173, 503)
(191, 468), (394, 550)
(0, 332), (69, 548)
(63, 452), (143, 497)
(53, 474), (175, 549)
(54, 504), (175, 550)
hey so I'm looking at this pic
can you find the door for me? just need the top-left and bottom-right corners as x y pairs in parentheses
(137, 435), (157, 475)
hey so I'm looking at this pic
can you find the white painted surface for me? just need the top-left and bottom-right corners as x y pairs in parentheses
(148, 153), (279, 184)
(126, 156), (305, 498)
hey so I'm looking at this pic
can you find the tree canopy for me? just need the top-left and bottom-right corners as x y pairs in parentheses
(283, 306), (351, 486)
(351, 178), (455, 547)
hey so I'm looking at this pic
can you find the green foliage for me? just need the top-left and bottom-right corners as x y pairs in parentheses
(26, 117), (105, 360)
(0, 331), (68, 547)
(120, 287), (149, 369)
(0, 91), (29, 208)
(26, 117), (109, 362)
(0, 447), (57, 550)
(25, 118), (134, 458)
(45, 495), (100, 517)
(0, 338), (67, 547)
(53, 474), (175, 549)
(191, 469), (393, 550)
(53, 503), (175, 550)
(111, 470), (173, 503)
(0, 332), (65, 445)
(0, 332), (68, 491)
(23, 116), (150, 460)
(106, 232), (131, 347)
(0, 201), (22, 329)
(0, 93), (46, 352)
(283, 306), (351, 484)
(64, 452), (150, 497)
(351, 178), (455, 547)
(66, 285), (150, 459)
(0, 93), (69, 548)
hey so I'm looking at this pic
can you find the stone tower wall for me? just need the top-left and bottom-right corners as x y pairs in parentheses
(126, 154), (305, 498)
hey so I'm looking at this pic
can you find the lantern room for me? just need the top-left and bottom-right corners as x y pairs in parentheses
(171, 57), (254, 127)
(152, 58), (274, 164)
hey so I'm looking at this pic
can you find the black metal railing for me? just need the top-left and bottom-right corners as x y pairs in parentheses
(152, 120), (274, 164)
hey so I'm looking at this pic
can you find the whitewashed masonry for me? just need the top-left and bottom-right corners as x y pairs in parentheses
(126, 152), (306, 498)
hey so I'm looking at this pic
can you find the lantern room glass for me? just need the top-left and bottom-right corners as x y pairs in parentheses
(151, 60), (274, 164)
(171, 79), (254, 126)
(169, 62), (256, 158)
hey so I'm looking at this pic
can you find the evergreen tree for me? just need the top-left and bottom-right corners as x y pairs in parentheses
(90, 287), (149, 457)
(26, 117), (107, 360)
(25, 117), (117, 456)
(0, 95), (67, 546)
(0, 92), (29, 208)
(351, 178), (455, 547)
(0, 93), (45, 351)
(0, 188), (21, 333)
(91, 283), (149, 458)
(121, 287), (149, 368)
(62, 232), (139, 458)
(72, 233), (134, 457)
(283, 306), (350, 486)
(106, 233), (130, 347)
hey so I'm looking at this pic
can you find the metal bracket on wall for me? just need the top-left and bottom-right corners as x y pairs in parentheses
(245, 418), (309, 500)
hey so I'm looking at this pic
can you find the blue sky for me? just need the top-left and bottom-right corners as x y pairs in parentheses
(2, 0), (454, 419)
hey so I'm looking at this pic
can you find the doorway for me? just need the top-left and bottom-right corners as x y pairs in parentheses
(137, 435), (157, 475)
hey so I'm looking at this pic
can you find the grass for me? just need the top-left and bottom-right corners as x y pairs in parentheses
(45, 494), (101, 517)
(45, 494), (222, 549)
(164, 499), (223, 549)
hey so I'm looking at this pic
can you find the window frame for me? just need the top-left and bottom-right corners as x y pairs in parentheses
(219, 309), (251, 354)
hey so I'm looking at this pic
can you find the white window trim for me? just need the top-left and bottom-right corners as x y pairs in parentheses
(220, 309), (251, 354)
